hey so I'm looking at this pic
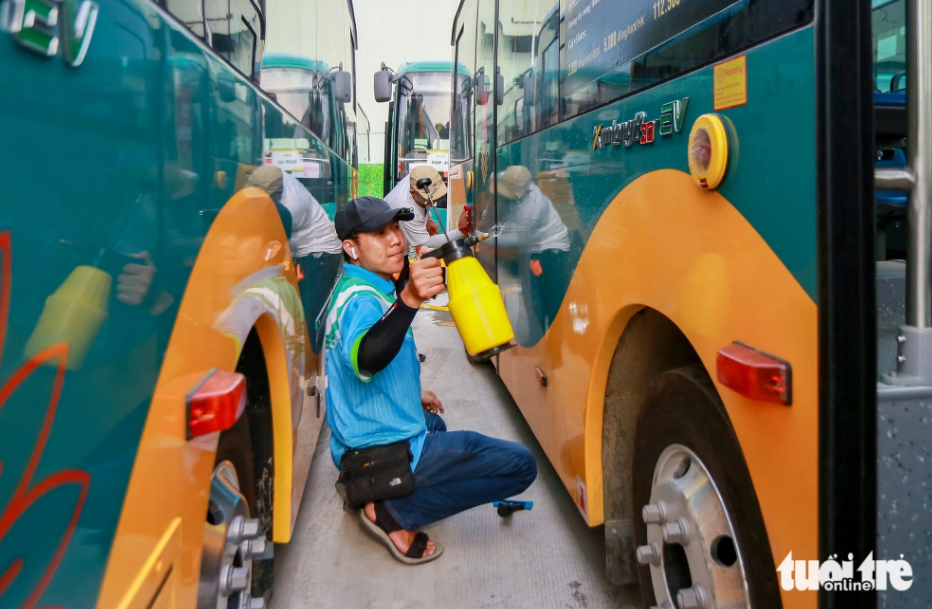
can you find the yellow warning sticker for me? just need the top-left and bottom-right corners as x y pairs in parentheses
(714, 55), (747, 110)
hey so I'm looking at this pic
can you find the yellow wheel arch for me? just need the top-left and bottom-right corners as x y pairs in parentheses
(499, 169), (817, 609)
(96, 187), (305, 608)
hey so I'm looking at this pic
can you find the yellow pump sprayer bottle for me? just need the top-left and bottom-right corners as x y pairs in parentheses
(413, 174), (515, 359)
(422, 234), (515, 359)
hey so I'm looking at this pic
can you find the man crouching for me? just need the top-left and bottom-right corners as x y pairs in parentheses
(324, 196), (537, 564)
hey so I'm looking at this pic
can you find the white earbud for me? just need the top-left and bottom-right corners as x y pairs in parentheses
(265, 248), (273, 261)
(351, 247), (359, 260)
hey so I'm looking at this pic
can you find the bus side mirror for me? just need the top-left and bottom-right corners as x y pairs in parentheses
(523, 74), (537, 107)
(333, 68), (352, 103)
(496, 68), (504, 106)
(374, 69), (393, 102)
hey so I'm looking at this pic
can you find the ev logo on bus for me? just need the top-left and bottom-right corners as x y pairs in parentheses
(0, 0), (98, 66)
(593, 97), (689, 150)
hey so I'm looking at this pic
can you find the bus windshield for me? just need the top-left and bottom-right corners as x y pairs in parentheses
(396, 71), (467, 177)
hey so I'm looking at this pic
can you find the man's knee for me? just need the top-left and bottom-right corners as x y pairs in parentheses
(492, 440), (537, 489)
(513, 443), (537, 488)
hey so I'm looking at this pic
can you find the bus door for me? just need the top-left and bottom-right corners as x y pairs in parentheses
(383, 100), (396, 196)
(450, 0), (478, 258)
(471, 0), (497, 281)
(491, 0), (566, 474)
(872, 0), (932, 606)
(471, 0), (550, 439)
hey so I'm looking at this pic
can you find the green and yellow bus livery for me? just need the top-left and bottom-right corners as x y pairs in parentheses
(449, 0), (916, 607)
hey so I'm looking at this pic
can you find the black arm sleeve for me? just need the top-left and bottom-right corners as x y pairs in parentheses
(356, 297), (418, 376)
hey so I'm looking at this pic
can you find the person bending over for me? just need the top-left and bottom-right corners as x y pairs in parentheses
(384, 165), (470, 251)
(324, 196), (536, 564)
(247, 165), (342, 350)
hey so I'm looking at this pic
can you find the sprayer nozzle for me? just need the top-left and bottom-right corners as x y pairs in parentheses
(465, 232), (490, 248)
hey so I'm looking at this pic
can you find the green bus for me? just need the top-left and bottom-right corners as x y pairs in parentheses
(374, 59), (471, 203)
(449, 0), (925, 607)
(0, 0), (357, 607)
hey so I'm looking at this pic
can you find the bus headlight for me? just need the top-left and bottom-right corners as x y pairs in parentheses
(687, 114), (730, 190)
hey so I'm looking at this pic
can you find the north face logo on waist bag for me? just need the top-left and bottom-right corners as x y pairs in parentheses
(389, 477), (402, 487)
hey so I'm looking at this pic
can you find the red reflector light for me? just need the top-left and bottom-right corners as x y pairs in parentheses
(186, 368), (247, 439)
(716, 342), (792, 405)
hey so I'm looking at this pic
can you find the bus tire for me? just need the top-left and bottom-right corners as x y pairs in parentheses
(234, 329), (277, 602)
(215, 415), (257, 512)
(632, 365), (780, 609)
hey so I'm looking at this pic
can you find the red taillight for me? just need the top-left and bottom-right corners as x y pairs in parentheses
(716, 342), (792, 405)
(186, 368), (247, 439)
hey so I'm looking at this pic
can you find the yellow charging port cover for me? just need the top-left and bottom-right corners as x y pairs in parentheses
(687, 113), (729, 190)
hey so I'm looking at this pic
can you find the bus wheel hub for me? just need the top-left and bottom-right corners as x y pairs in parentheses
(199, 461), (266, 609)
(637, 445), (750, 609)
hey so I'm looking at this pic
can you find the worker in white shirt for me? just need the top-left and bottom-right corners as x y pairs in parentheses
(384, 165), (470, 252)
(489, 165), (572, 339)
(247, 165), (343, 350)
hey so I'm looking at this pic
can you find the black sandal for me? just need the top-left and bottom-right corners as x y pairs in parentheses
(359, 503), (444, 565)
(404, 531), (431, 559)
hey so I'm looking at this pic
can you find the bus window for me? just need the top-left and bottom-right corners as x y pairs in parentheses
(357, 104), (371, 164)
(872, 0), (906, 92)
(314, 5), (355, 162)
(166, 0), (207, 39)
(261, 56), (336, 150)
(203, 0), (262, 78)
(560, 0), (814, 120)
(496, 0), (559, 144)
(536, 8), (559, 130)
(264, 1), (354, 161)
(452, 0), (478, 164)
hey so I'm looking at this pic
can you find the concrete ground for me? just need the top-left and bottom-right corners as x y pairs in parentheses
(272, 297), (640, 609)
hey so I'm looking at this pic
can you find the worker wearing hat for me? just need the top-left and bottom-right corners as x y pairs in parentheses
(325, 196), (536, 565)
(489, 165), (571, 338)
(247, 165), (342, 349)
(384, 165), (471, 251)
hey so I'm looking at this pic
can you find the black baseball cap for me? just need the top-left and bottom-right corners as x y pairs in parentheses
(335, 196), (415, 240)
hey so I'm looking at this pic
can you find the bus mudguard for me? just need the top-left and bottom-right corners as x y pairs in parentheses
(95, 187), (305, 608)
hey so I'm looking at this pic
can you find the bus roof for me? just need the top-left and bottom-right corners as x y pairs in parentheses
(263, 53), (330, 72)
(397, 59), (470, 76)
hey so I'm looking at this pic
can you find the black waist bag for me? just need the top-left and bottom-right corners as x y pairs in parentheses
(341, 440), (415, 504)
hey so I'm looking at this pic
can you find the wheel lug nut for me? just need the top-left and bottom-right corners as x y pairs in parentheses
(220, 565), (250, 593)
(242, 518), (262, 539)
(676, 585), (707, 609)
(661, 518), (691, 545)
(229, 516), (263, 543)
(246, 536), (268, 558)
(636, 541), (662, 566)
(642, 502), (668, 524)
(247, 596), (266, 609)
